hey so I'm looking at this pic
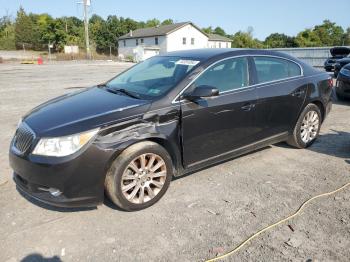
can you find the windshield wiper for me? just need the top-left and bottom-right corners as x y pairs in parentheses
(107, 87), (140, 99)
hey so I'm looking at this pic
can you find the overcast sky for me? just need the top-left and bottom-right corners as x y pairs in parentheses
(0, 0), (348, 40)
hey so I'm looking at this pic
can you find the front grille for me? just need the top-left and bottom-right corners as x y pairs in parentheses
(13, 123), (35, 154)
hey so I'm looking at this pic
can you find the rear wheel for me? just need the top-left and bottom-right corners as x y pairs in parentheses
(287, 104), (321, 148)
(105, 141), (172, 211)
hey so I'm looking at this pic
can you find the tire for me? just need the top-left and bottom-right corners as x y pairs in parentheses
(287, 103), (322, 149)
(105, 141), (173, 211)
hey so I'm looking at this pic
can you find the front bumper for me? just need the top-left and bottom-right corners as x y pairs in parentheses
(9, 142), (115, 208)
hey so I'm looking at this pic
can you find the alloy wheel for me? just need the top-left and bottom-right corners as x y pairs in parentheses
(121, 153), (167, 204)
(300, 110), (319, 143)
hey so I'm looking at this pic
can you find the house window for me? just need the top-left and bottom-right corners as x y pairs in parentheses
(191, 38), (195, 45)
(219, 42), (221, 48)
(226, 43), (229, 48)
(182, 37), (186, 45)
(141, 38), (144, 44)
(123, 40), (126, 47)
(136, 39), (139, 46)
(155, 37), (158, 45)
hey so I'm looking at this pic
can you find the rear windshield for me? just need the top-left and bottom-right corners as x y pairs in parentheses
(106, 56), (200, 99)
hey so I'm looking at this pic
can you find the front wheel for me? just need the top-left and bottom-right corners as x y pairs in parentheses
(287, 104), (322, 148)
(105, 141), (173, 211)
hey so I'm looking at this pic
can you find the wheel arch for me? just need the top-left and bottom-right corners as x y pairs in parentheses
(308, 99), (325, 122)
(103, 135), (182, 180)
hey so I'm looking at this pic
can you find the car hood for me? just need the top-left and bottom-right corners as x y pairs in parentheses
(330, 47), (350, 57)
(23, 87), (151, 137)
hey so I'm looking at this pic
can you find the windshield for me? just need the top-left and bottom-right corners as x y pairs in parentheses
(105, 56), (200, 99)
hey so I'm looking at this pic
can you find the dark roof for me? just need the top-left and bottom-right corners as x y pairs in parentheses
(119, 22), (206, 40)
(163, 48), (245, 60)
(208, 33), (232, 42)
(161, 48), (306, 62)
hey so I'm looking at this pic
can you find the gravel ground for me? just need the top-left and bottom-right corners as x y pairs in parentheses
(0, 62), (349, 262)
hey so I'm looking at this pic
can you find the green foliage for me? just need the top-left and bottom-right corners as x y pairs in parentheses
(0, 15), (15, 49)
(161, 19), (174, 25)
(231, 29), (263, 48)
(344, 27), (350, 46)
(2, 7), (349, 54)
(202, 26), (213, 34)
(296, 20), (345, 47)
(264, 33), (298, 48)
(145, 19), (160, 28)
(15, 7), (34, 49)
(213, 26), (226, 36)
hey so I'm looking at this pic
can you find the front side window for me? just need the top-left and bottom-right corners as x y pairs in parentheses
(183, 37), (186, 45)
(253, 56), (302, 84)
(123, 40), (126, 47)
(155, 37), (158, 45)
(193, 57), (249, 92)
(136, 39), (139, 46)
(141, 39), (144, 44)
(191, 38), (195, 45)
(106, 56), (200, 99)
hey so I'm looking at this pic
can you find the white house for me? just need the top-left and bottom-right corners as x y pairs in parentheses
(118, 22), (232, 61)
(207, 33), (232, 49)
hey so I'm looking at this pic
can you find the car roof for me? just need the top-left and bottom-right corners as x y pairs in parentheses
(162, 48), (299, 61)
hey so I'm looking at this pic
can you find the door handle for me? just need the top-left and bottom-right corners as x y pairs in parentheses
(291, 90), (305, 97)
(241, 103), (255, 111)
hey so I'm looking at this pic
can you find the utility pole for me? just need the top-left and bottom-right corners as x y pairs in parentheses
(83, 0), (91, 59)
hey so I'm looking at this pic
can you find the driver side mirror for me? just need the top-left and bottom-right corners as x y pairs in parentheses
(183, 85), (219, 100)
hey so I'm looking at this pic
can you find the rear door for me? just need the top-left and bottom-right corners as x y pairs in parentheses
(180, 56), (259, 167)
(251, 56), (307, 139)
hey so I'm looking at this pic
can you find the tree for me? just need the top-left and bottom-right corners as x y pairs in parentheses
(344, 27), (350, 46)
(213, 26), (226, 36)
(296, 20), (344, 47)
(0, 15), (15, 50)
(295, 28), (322, 47)
(230, 28), (263, 48)
(313, 20), (344, 46)
(15, 7), (34, 49)
(202, 26), (213, 34)
(161, 19), (174, 25)
(264, 33), (298, 48)
(145, 18), (160, 28)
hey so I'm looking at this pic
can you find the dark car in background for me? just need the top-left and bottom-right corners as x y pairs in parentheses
(336, 64), (350, 100)
(9, 49), (333, 211)
(334, 56), (350, 78)
(324, 47), (350, 73)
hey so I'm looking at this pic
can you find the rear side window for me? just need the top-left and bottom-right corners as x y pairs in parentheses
(253, 57), (301, 84)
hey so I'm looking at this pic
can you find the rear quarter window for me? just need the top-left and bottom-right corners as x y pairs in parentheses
(253, 56), (302, 84)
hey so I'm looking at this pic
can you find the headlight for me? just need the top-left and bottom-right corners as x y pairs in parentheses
(340, 67), (350, 77)
(32, 128), (99, 157)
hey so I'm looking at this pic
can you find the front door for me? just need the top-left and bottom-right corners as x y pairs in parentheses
(180, 56), (259, 168)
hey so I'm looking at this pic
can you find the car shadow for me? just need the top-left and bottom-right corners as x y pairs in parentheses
(277, 130), (350, 159)
(21, 253), (62, 262)
(16, 186), (96, 213)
